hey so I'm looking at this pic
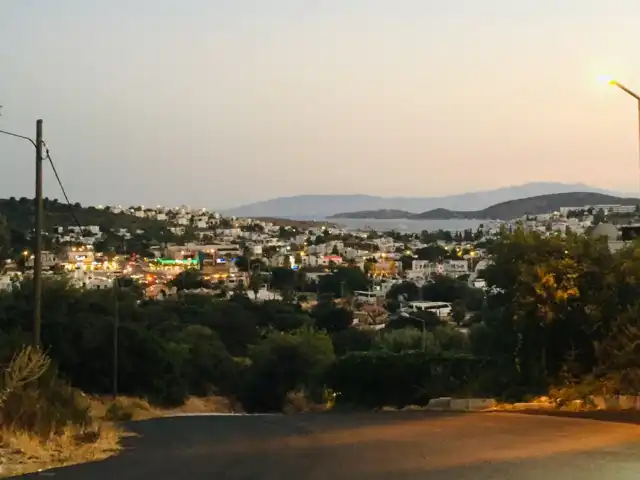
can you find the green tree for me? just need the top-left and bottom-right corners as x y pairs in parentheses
(170, 269), (205, 291)
(318, 267), (369, 297)
(0, 214), (11, 268)
(386, 281), (420, 301)
(593, 208), (606, 225)
(451, 299), (467, 326)
(240, 327), (335, 412)
(312, 296), (353, 333)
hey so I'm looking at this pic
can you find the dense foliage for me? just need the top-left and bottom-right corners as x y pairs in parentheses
(3, 229), (640, 412)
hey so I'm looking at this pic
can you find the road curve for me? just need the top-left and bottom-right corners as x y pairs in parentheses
(24, 412), (640, 479)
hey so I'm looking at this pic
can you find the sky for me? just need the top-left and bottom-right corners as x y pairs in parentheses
(1, 0), (640, 209)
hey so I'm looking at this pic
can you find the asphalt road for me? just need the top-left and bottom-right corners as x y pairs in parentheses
(23, 412), (640, 479)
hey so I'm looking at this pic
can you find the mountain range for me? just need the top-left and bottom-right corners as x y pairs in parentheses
(223, 182), (631, 219)
(329, 192), (640, 221)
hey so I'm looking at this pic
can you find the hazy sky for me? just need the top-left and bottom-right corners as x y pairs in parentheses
(1, 0), (640, 209)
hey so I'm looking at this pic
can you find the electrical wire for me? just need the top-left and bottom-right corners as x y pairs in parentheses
(42, 142), (83, 230)
(0, 128), (37, 148)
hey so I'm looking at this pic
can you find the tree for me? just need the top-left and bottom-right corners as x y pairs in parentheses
(249, 272), (264, 300)
(330, 329), (375, 356)
(386, 311), (442, 331)
(421, 275), (469, 304)
(415, 245), (447, 262)
(318, 267), (369, 297)
(451, 299), (467, 326)
(386, 281), (420, 302)
(0, 214), (11, 269)
(170, 269), (205, 291)
(234, 255), (250, 272)
(312, 296), (353, 333)
(474, 229), (618, 395)
(593, 208), (606, 225)
(270, 267), (296, 293)
(240, 327), (335, 412)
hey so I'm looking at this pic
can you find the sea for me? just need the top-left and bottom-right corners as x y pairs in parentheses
(325, 218), (485, 234)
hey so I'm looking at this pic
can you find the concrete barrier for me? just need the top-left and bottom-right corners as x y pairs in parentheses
(426, 397), (452, 410)
(426, 397), (497, 411)
(450, 399), (469, 411)
(467, 398), (497, 410)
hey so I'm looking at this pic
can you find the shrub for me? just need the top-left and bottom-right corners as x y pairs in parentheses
(327, 351), (482, 408)
(374, 328), (434, 353)
(331, 328), (375, 356)
(104, 397), (155, 421)
(0, 345), (51, 408)
(240, 327), (335, 412)
(1, 365), (91, 438)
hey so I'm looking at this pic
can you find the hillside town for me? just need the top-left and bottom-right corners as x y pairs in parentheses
(2, 200), (639, 323)
(5, 2), (640, 476)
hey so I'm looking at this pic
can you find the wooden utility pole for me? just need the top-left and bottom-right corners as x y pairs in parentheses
(113, 279), (119, 399)
(33, 119), (43, 347)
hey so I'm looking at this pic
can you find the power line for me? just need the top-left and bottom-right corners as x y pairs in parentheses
(42, 142), (83, 230)
(0, 128), (37, 148)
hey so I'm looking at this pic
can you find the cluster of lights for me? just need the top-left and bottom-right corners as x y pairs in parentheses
(71, 245), (93, 251)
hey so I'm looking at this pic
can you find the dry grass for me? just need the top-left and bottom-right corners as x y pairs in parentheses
(0, 423), (122, 478)
(168, 395), (240, 415)
(90, 396), (161, 422)
(0, 394), (237, 477)
(89, 394), (239, 421)
(282, 390), (333, 414)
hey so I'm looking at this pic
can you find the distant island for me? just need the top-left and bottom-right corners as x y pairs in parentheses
(328, 192), (640, 221)
(222, 182), (628, 219)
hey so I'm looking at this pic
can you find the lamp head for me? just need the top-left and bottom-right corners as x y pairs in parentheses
(598, 75), (617, 86)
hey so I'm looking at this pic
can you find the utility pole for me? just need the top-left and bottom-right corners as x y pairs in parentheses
(33, 119), (43, 347)
(113, 279), (119, 400)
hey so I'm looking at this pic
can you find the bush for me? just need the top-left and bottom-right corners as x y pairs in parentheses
(374, 328), (433, 353)
(282, 389), (316, 414)
(104, 397), (155, 421)
(327, 351), (481, 408)
(1, 366), (92, 438)
(0, 345), (51, 408)
(240, 328), (335, 412)
(331, 329), (375, 356)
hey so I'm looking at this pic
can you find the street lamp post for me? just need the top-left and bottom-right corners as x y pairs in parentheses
(604, 78), (640, 195)
(0, 120), (44, 346)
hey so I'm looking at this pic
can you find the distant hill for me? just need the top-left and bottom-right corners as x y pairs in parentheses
(330, 192), (640, 221)
(0, 197), (164, 234)
(223, 182), (624, 219)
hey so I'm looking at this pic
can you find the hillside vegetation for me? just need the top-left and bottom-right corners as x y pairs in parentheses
(0, 197), (163, 233)
(330, 192), (640, 220)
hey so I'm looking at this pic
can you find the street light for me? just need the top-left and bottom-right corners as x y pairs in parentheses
(601, 76), (640, 195)
(399, 312), (427, 352)
(0, 121), (45, 347)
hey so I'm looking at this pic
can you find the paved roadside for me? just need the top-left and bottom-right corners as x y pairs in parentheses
(19, 411), (640, 479)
